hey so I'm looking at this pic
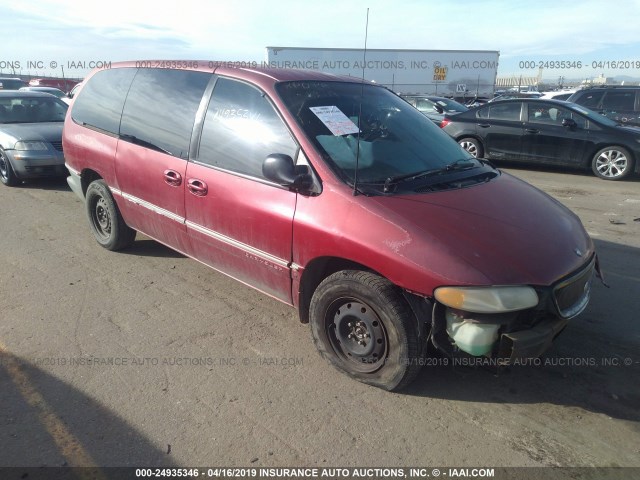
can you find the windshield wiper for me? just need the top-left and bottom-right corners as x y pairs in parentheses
(383, 159), (478, 193)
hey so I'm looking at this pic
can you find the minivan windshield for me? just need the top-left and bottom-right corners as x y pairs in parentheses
(276, 81), (478, 187)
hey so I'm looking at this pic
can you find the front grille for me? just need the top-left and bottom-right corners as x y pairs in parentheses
(553, 257), (595, 318)
(50, 140), (63, 151)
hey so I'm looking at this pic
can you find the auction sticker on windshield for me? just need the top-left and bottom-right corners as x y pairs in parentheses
(310, 106), (360, 136)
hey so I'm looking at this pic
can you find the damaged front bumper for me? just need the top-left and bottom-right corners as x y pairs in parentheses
(496, 316), (570, 362)
(429, 255), (598, 364)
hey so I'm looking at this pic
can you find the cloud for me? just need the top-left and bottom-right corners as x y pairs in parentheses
(3, 0), (640, 77)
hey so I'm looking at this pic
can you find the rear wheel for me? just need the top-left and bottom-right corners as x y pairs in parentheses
(85, 180), (136, 250)
(458, 137), (483, 158)
(0, 148), (19, 186)
(309, 270), (423, 391)
(591, 146), (634, 180)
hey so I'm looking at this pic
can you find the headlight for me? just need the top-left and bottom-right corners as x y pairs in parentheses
(434, 286), (539, 313)
(14, 141), (48, 151)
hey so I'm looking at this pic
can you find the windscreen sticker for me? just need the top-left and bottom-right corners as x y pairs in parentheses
(309, 106), (360, 136)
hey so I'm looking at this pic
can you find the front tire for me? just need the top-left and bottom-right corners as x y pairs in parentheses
(309, 270), (423, 391)
(458, 137), (483, 158)
(85, 180), (136, 250)
(591, 146), (634, 180)
(0, 148), (19, 187)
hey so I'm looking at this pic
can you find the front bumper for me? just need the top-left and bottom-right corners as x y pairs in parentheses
(430, 256), (596, 362)
(6, 149), (66, 179)
(497, 316), (570, 361)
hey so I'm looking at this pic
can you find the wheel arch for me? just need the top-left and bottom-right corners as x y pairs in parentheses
(80, 168), (103, 195)
(297, 256), (376, 324)
(296, 256), (432, 335)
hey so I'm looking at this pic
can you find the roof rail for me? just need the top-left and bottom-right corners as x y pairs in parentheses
(581, 84), (638, 89)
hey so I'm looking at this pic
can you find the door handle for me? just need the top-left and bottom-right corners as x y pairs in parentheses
(187, 178), (208, 196)
(525, 128), (539, 134)
(477, 123), (491, 128)
(163, 169), (182, 187)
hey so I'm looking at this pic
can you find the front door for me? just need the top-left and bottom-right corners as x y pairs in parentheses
(520, 102), (588, 166)
(185, 76), (299, 303)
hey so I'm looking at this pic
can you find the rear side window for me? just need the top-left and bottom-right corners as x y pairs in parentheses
(415, 99), (436, 112)
(601, 91), (635, 111)
(197, 77), (297, 179)
(71, 68), (136, 135)
(120, 69), (210, 159)
(488, 102), (521, 121)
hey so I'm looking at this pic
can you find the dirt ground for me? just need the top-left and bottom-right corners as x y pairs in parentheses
(0, 165), (638, 476)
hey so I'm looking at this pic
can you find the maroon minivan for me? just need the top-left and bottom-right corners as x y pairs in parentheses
(63, 62), (599, 390)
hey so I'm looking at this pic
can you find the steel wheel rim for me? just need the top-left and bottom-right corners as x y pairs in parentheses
(325, 298), (388, 373)
(92, 196), (112, 239)
(596, 149), (627, 178)
(460, 140), (478, 157)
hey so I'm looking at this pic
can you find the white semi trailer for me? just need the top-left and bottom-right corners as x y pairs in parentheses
(265, 47), (500, 99)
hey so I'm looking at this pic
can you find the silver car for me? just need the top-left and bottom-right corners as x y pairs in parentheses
(0, 91), (68, 186)
(403, 95), (469, 124)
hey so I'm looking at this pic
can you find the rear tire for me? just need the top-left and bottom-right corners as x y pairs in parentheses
(591, 146), (634, 180)
(85, 179), (136, 250)
(309, 270), (423, 391)
(458, 137), (483, 158)
(0, 148), (19, 187)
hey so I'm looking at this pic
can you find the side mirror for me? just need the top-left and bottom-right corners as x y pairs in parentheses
(562, 118), (577, 129)
(263, 154), (312, 190)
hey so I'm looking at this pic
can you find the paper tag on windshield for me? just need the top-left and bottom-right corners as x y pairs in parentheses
(310, 106), (360, 136)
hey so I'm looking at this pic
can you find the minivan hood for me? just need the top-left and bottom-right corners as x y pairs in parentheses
(0, 123), (63, 145)
(368, 173), (594, 287)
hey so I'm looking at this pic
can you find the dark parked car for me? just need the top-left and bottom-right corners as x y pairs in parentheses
(568, 85), (640, 128)
(64, 63), (598, 390)
(441, 98), (640, 180)
(0, 91), (68, 186)
(0, 77), (28, 90)
(403, 95), (468, 124)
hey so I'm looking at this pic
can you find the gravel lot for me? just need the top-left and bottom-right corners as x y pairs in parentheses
(0, 165), (638, 475)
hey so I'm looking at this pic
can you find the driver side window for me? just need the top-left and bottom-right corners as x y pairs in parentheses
(197, 77), (298, 179)
(528, 103), (586, 129)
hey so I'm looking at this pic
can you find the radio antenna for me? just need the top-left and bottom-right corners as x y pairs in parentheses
(353, 7), (369, 196)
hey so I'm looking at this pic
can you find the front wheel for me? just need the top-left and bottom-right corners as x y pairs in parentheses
(591, 146), (634, 180)
(309, 270), (423, 391)
(0, 148), (19, 186)
(85, 180), (136, 250)
(458, 137), (483, 158)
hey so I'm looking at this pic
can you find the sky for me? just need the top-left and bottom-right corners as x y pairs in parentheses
(2, 0), (640, 83)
